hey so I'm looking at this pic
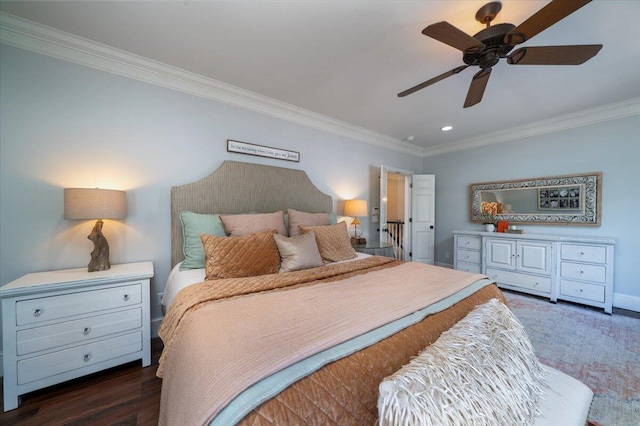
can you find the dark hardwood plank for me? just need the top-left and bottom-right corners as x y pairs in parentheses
(0, 338), (163, 425)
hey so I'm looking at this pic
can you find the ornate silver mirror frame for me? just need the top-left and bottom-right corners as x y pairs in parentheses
(469, 172), (602, 226)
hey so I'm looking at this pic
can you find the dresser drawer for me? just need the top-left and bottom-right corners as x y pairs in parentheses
(560, 262), (606, 284)
(561, 244), (606, 264)
(455, 261), (482, 274)
(457, 236), (481, 250)
(486, 268), (551, 295)
(560, 280), (605, 303)
(17, 308), (142, 356)
(17, 331), (142, 385)
(16, 283), (141, 326)
(456, 249), (481, 264)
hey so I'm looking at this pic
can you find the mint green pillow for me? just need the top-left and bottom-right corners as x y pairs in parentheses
(180, 211), (227, 270)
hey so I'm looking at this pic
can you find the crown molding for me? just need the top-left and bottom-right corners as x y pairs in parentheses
(422, 97), (640, 157)
(2, 12), (637, 160)
(0, 12), (423, 157)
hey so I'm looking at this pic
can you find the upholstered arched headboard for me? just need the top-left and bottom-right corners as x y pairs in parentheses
(171, 161), (333, 267)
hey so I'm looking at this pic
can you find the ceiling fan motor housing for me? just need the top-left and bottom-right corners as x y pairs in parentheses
(463, 23), (516, 68)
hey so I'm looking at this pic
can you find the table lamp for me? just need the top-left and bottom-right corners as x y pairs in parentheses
(64, 188), (127, 272)
(344, 199), (368, 241)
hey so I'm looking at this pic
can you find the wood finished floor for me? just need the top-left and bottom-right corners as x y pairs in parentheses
(0, 338), (163, 426)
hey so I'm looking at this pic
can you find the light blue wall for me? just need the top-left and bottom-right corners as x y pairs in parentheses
(423, 116), (640, 310)
(0, 45), (422, 334)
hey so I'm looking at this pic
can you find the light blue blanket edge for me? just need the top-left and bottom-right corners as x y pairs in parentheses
(211, 278), (494, 426)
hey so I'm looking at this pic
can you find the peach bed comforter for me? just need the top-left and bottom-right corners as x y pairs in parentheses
(157, 256), (503, 425)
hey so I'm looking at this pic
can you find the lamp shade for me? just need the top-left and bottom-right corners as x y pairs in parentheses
(344, 199), (368, 217)
(64, 188), (127, 220)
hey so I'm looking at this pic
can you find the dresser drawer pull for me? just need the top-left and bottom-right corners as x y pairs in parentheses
(33, 308), (43, 317)
(82, 352), (92, 362)
(82, 327), (91, 335)
(123, 294), (130, 301)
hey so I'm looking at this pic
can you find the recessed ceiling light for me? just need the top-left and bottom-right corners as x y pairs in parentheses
(441, 125), (453, 132)
(405, 136), (415, 142)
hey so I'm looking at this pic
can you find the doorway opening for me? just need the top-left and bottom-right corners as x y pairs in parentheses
(385, 173), (407, 259)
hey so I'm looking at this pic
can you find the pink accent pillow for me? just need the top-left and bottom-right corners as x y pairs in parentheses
(220, 211), (287, 236)
(287, 208), (331, 236)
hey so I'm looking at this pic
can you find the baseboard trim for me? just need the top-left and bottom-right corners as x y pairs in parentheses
(613, 293), (640, 313)
(151, 316), (163, 338)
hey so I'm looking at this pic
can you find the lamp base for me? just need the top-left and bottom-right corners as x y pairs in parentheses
(351, 237), (367, 245)
(87, 219), (111, 272)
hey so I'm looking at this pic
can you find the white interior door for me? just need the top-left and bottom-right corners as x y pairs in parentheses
(411, 174), (435, 265)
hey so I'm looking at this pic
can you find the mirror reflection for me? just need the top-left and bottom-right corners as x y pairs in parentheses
(470, 172), (601, 226)
(480, 185), (584, 215)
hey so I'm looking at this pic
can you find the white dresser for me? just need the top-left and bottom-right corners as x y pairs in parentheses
(453, 231), (616, 313)
(1, 261), (154, 411)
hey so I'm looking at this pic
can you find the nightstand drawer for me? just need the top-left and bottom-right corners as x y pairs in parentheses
(17, 308), (142, 355)
(16, 283), (141, 326)
(561, 244), (606, 264)
(456, 236), (481, 250)
(561, 262), (606, 283)
(486, 268), (551, 294)
(456, 249), (481, 264)
(560, 280), (605, 303)
(17, 331), (142, 385)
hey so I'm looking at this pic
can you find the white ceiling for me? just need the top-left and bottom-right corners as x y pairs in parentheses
(1, 1), (639, 151)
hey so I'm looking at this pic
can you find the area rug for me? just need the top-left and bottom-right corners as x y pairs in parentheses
(504, 291), (640, 426)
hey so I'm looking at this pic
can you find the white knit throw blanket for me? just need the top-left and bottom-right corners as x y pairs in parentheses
(378, 298), (548, 426)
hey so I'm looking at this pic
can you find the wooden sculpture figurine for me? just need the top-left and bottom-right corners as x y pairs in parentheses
(87, 219), (110, 271)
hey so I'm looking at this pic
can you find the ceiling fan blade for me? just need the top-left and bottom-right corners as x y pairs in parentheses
(422, 22), (485, 53)
(505, 0), (592, 45)
(464, 69), (491, 108)
(398, 65), (469, 97)
(508, 45), (602, 65)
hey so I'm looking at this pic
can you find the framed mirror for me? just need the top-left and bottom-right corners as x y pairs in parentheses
(469, 172), (602, 226)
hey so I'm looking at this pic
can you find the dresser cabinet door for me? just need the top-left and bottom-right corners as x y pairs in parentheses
(485, 239), (516, 270)
(517, 241), (552, 275)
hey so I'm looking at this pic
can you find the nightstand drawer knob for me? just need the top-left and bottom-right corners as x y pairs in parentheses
(33, 308), (43, 317)
(82, 327), (91, 335)
(82, 352), (92, 362)
(123, 294), (130, 301)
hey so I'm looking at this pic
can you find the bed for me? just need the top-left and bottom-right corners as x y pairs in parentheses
(157, 161), (592, 426)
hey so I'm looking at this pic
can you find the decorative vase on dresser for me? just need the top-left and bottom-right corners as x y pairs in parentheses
(1, 261), (154, 411)
(484, 223), (495, 232)
(453, 231), (616, 314)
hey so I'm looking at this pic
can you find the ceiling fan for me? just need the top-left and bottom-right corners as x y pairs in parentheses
(398, 0), (602, 108)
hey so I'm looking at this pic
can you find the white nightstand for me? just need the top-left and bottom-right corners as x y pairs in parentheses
(1, 261), (154, 411)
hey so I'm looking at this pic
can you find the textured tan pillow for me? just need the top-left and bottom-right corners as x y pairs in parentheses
(220, 211), (287, 236)
(287, 208), (331, 236)
(201, 230), (280, 279)
(274, 231), (324, 273)
(300, 222), (357, 263)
